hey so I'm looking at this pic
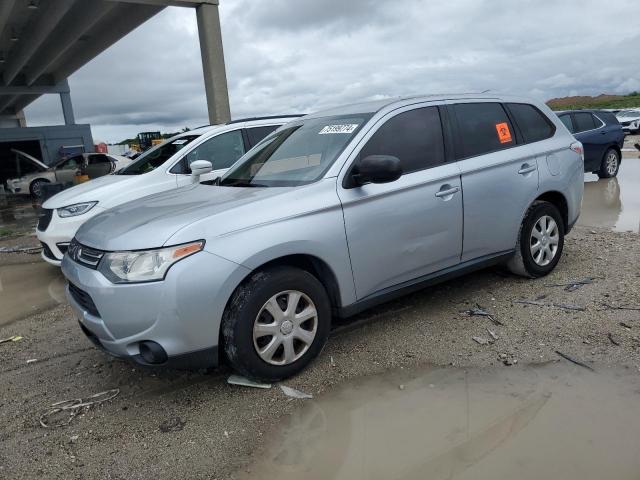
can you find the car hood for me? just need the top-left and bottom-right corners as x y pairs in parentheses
(616, 114), (640, 122)
(42, 174), (147, 209)
(75, 180), (333, 251)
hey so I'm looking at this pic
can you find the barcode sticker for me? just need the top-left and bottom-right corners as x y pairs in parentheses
(319, 124), (359, 134)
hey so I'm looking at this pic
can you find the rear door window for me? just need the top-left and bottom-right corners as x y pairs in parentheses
(246, 126), (279, 147)
(452, 102), (516, 158)
(573, 112), (597, 133)
(506, 103), (555, 143)
(358, 106), (445, 174)
(559, 114), (574, 133)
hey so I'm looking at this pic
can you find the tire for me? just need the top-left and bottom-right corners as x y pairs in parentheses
(222, 266), (331, 381)
(507, 201), (565, 278)
(29, 178), (49, 199)
(597, 148), (620, 178)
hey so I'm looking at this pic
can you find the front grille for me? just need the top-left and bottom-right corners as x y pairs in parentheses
(37, 209), (53, 231)
(68, 238), (104, 269)
(41, 242), (56, 260)
(621, 121), (630, 127)
(69, 282), (100, 317)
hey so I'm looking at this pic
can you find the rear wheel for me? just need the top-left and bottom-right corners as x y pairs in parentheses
(222, 266), (331, 381)
(507, 201), (565, 278)
(597, 148), (620, 178)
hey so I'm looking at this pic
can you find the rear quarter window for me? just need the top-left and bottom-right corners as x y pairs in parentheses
(573, 112), (597, 133)
(506, 103), (555, 143)
(452, 102), (516, 158)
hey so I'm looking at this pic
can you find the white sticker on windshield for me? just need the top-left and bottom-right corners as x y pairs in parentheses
(319, 124), (359, 134)
(172, 139), (188, 145)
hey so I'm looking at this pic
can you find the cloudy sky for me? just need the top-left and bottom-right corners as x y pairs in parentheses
(24, 0), (640, 143)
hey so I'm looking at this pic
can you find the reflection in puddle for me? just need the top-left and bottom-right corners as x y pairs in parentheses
(0, 262), (66, 325)
(243, 364), (640, 480)
(580, 157), (640, 232)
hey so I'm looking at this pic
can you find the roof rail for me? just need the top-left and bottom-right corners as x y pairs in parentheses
(226, 114), (305, 125)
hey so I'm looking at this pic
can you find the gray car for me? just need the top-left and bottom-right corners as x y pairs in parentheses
(62, 94), (584, 381)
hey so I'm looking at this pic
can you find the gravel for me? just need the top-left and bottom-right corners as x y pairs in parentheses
(0, 225), (639, 479)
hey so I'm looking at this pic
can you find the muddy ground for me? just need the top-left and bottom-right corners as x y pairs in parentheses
(1, 151), (639, 479)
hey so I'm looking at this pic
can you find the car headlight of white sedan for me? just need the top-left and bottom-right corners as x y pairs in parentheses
(57, 202), (98, 218)
(98, 241), (205, 283)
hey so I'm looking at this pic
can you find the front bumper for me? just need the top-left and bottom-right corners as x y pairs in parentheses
(62, 249), (250, 370)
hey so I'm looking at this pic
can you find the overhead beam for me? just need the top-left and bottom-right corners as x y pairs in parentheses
(0, 0), (16, 39)
(51, 3), (164, 84)
(3, 0), (76, 86)
(106, 0), (218, 7)
(24, 0), (118, 86)
(0, 82), (71, 95)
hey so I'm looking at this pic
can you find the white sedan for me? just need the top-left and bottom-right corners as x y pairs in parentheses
(36, 116), (298, 265)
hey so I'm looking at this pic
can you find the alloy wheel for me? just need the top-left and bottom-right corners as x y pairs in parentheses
(605, 151), (618, 176)
(253, 290), (318, 366)
(530, 215), (559, 266)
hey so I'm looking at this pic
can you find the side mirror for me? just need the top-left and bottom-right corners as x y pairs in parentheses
(352, 155), (402, 186)
(190, 160), (213, 183)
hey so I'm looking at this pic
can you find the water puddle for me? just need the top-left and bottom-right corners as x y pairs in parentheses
(579, 157), (640, 233)
(0, 262), (66, 325)
(0, 195), (40, 234)
(243, 364), (640, 480)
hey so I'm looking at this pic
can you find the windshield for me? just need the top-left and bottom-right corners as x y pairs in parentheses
(219, 114), (371, 187)
(617, 110), (640, 118)
(119, 135), (200, 175)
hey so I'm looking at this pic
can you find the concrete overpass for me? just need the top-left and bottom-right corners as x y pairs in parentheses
(0, 0), (230, 128)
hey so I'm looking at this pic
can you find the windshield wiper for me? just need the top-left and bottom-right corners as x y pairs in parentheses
(224, 181), (268, 188)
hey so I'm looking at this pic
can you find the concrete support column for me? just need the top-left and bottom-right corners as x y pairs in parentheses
(59, 80), (75, 125)
(196, 1), (231, 125)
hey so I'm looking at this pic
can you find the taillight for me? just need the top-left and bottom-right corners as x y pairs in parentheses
(570, 141), (584, 161)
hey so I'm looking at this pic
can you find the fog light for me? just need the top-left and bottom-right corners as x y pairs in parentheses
(139, 341), (168, 364)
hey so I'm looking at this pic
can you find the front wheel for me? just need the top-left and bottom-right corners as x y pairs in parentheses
(507, 201), (565, 278)
(597, 148), (620, 178)
(222, 266), (331, 381)
(30, 179), (49, 199)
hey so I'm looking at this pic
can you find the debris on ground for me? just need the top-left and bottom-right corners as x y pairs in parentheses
(461, 304), (503, 326)
(0, 245), (42, 254)
(515, 299), (547, 306)
(0, 335), (23, 344)
(514, 299), (586, 311)
(472, 336), (489, 345)
(608, 333), (621, 346)
(600, 303), (640, 312)
(487, 329), (499, 341)
(398, 384), (405, 390)
(555, 351), (595, 371)
(553, 303), (587, 312)
(545, 277), (599, 292)
(26, 358), (37, 364)
(330, 356), (336, 367)
(227, 375), (272, 389)
(39, 389), (120, 428)
(159, 417), (186, 433)
(620, 322), (632, 330)
(498, 353), (518, 366)
(279, 385), (313, 399)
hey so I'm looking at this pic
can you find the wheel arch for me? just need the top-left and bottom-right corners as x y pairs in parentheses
(29, 177), (51, 195)
(533, 190), (569, 231)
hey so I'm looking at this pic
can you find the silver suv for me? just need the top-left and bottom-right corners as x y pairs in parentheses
(62, 94), (584, 381)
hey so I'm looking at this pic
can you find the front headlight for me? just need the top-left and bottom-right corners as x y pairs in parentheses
(98, 240), (205, 283)
(58, 202), (98, 218)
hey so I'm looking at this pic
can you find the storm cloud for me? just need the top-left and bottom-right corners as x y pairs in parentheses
(24, 0), (640, 142)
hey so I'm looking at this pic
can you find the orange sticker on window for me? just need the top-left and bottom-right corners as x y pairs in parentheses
(495, 122), (512, 144)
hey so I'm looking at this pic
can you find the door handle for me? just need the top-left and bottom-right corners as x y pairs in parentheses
(435, 186), (460, 198)
(518, 164), (537, 175)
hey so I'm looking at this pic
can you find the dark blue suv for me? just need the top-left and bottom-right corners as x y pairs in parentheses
(556, 110), (624, 178)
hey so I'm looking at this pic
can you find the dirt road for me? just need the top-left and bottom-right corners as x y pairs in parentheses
(1, 223), (639, 479)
